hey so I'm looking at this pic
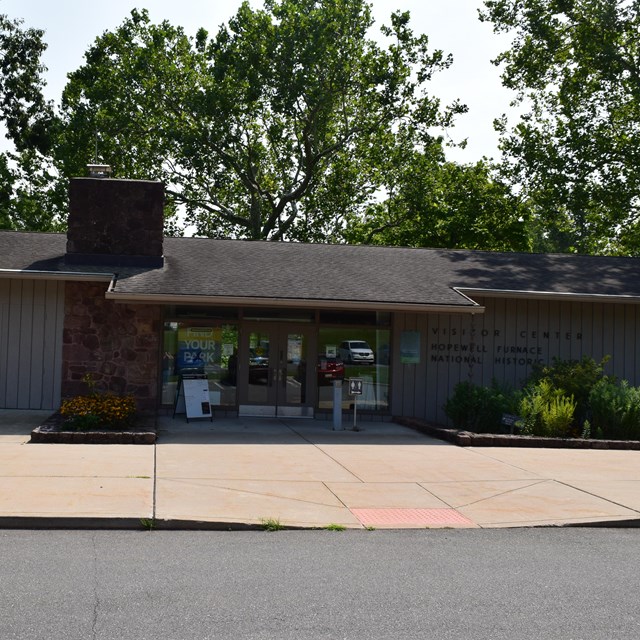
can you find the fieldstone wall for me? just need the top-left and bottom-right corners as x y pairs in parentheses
(61, 282), (162, 414)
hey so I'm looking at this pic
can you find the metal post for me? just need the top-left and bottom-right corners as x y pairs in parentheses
(332, 379), (343, 430)
(353, 394), (358, 431)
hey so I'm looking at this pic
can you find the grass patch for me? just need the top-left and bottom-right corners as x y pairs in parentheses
(140, 518), (156, 531)
(260, 517), (284, 531)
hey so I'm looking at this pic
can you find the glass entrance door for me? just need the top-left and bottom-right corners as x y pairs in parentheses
(239, 324), (313, 417)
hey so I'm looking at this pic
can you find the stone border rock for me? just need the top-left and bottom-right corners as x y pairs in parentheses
(30, 413), (156, 444)
(394, 417), (640, 450)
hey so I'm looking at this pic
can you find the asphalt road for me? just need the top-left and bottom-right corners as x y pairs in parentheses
(1, 528), (638, 640)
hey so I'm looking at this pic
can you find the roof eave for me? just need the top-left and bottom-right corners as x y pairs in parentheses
(0, 268), (114, 282)
(104, 290), (485, 314)
(457, 287), (640, 304)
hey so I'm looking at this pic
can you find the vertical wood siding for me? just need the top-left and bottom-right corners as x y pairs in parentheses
(0, 279), (64, 409)
(393, 297), (640, 424)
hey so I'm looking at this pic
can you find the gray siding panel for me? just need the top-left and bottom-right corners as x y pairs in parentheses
(624, 305), (636, 382)
(0, 279), (9, 407)
(0, 278), (64, 410)
(5, 280), (22, 406)
(46, 280), (64, 409)
(393, 297), (640, 424)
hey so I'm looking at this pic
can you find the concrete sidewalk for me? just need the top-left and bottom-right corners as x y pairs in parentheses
(1, 410), (639, 529)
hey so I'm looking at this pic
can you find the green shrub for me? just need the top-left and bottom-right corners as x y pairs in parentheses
(442, 355), (640, 441)
(589, 379), (640, 440)
(518, 379), (576, 438)
(527, 356), (609, 426)
(444, 380), (519, 433)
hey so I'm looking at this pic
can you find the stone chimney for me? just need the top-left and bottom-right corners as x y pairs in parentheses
(65, 177), (164, 267)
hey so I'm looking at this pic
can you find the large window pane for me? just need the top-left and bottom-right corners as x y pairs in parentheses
(317, 328), (390, 412)
(162, 322), (238, 406)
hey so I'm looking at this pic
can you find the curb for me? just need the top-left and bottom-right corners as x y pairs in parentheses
(561, 518), (640, 529)
(30, 412), (157, 444)
(0, 517), (147, 530)
(0, 516), (638, 531)
(30, 428), (157, 444)
(394, 417), (640, 450)
(0, 517), (304, 531)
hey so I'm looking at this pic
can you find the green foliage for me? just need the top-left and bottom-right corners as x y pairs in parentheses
(481, 1), (640, 254)
(444, 379), (519, 433)
(527, 356), (609, 425)
(55, 3), (462, 241)
(325, 524), (347, 531)
(518, 379), (576, 438)
(140, 518), (156, 531)
(444, 356), (638, 441)
(0, 150), (66, 231)
(0, 13), (55, 154)
(345, 157), (533, 251)
(589, 379), (640, 441)
(260, 517), (284, 531)
(0, 15), (65, 231)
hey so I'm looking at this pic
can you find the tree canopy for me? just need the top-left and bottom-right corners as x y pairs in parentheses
(0, 13), (55, 153)
(0, 0), (538, 254)
(0, 13), (62, 230)
(344, 154), (532, 251)
(481, 0), (640, 255)
(56, 1), (466, 241)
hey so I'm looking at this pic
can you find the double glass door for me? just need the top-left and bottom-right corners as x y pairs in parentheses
(239, 324), (313, 417)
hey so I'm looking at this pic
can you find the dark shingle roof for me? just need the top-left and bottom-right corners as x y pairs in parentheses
(2, 231), (640, 308)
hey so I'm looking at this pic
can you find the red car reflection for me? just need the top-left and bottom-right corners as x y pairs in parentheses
(317, 357), (345, 385)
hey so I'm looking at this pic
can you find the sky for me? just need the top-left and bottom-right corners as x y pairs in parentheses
(0, 0), (516, 163)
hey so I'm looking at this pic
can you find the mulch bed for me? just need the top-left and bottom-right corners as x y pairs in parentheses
(394, 417), (640, 450)
(30, 412), (156, 444)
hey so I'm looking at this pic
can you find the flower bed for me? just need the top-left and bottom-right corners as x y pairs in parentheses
(29, 373), (156, 444)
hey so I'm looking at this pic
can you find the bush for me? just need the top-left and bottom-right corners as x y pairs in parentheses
(527, 356), (609, 426)
(589, 379), (640, 440)
(518, 379), (576, 438)
(444, 380), (519, 433)
(442, 355), (640, 440)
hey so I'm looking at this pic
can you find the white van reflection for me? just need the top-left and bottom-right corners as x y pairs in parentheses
(337, 340), (375, 364)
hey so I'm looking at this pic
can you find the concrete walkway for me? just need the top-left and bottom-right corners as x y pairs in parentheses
(1, 410), (639, 529)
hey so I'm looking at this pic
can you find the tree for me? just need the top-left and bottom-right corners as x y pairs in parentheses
(0, 13), (56, 154)
(0, 14), (63, 230)
(0, 150), (65, 231)
(481, 0), (640, 255)
(57, 2), (464, 240)
(344, 150), (532, 251)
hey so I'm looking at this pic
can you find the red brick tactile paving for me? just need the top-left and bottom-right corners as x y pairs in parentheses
(351, 508), (475, 527)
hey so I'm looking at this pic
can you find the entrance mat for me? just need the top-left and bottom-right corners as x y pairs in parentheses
(351, 508), (475, 528)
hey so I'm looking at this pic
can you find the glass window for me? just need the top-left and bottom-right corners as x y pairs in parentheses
(318, 327), (390, 412)
(162, 322), (238, 407)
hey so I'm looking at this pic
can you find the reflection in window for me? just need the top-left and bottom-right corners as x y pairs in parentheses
(162, 322), (238, 406)
(317, 328), (390, 412)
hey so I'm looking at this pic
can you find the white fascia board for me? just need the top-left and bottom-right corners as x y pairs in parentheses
(456, 287), (640, 304)
(104, 290), (485, 314)
(0, 268), (114, 282)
